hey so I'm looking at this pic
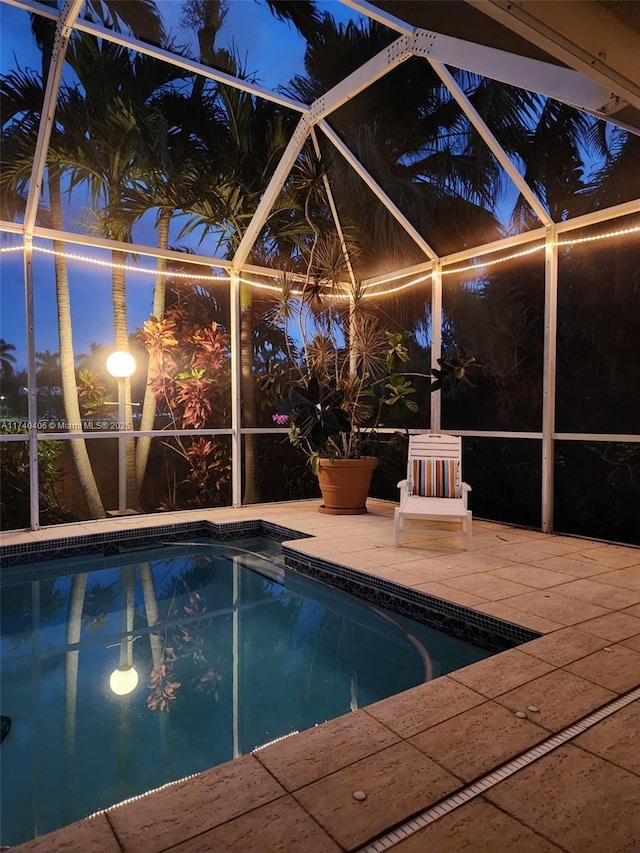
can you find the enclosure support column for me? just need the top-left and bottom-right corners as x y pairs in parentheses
(24, 239), (40, 530)
(430, 263), (442, 434)
(230, 271), (242, 506)
(117, 377), (126, 513)
(542, 228), (559, 532)
(232, 557), (240, 758)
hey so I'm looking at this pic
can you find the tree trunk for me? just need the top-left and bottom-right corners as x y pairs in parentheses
(139, 563), (163, 667)
(135, 211), (170, 496)
(63, 572), (87, 820)
(240, 281), (260, 503)
(112, 250), (138, 509)
(49, 173), (106, 518)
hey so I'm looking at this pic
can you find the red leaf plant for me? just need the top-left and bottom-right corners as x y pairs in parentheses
(139, 308), (231, 508)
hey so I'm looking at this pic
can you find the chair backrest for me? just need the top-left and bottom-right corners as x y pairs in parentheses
(407, 434), (463, 497)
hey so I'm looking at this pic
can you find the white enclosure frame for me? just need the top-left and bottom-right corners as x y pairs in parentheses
(1, 0), (639, 533)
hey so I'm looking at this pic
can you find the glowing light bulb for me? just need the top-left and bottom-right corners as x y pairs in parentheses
(109, 666), (139, 696)
(106, 351), (136, 378)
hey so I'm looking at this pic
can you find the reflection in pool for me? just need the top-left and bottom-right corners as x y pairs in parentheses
(0, 536), (492, 845)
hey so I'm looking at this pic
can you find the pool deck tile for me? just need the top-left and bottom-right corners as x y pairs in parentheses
(563, 643), (640, 694)
(106, 754), (285, 853)
(435, 572), (536, 600)
(575, 610), (640, 641)
(4, 500), (640, 853)
(572, 701), (640, 775)
(364, 675), (486, 739)
(469, 600), (566, 634)
(292, 740), (461, 851)
(548, 578), (640, 610)
(409, 581), (489, 607)
(253, 709), (400, 792)
(164, 795), (342, 853)
(447, 648), (556, 698)
(517, 626), (611, 666)
(488, 563), (577, 588)
(590, 565), (640, 591)
(529, 554), (616, 578)
(8, 814), (120, 852)
(621, 633), (640, 652)
(484, 744), (640, 853)
(390, 798), (564, 852)
(408, 700), (548, 782)
(484, 590), (612, 626)
(493, 669), (617, 732)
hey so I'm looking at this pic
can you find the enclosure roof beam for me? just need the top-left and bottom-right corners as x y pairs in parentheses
(232, 115), (313, 270)
(23, 0), (84, 235)
(72, 19), (309, 114)
(412, 29), (625, 127)
(465, 0), (640, 114)
(9, 0), (309, 113)
(3, 0), (59, 22)
(319, 120), (439, 261)
(427, 59), (553, 227)
(310, 34), (413, 122)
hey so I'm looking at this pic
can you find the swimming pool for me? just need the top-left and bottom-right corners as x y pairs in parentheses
(1, 532), (502, 845)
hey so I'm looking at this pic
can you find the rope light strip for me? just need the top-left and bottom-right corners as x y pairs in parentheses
(366, 272), (434, 295)
(0, 223), (637, 297)
(441, 243), (545, 275)
(556, 224), (640, 246)
(368, 223), (639, 296)
(31, 245), (232, 281)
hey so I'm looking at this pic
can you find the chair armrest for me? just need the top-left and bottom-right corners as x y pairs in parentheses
(461, 481), (471, 509)
(397, 478), (411, 501)
(462, 482), (472, 492)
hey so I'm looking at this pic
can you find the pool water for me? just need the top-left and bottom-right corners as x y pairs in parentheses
(0, 537), (492, 845)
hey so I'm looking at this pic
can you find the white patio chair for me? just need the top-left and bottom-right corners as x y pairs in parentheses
(394, 434), (472, 549)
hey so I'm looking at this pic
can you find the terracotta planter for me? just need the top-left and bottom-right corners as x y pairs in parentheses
(316, 457), (379, 515)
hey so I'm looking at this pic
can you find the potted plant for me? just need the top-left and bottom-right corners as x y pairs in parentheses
(284, 325), (420, 512)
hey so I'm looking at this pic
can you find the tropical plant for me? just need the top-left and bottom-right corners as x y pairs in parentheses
(138, 305), (231, 508)
(0, 427), (79, 529)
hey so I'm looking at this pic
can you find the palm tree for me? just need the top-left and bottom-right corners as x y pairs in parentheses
(24, 1), (164, 517)
(0, 340), (17, 379)
(57, 34), (185, 507)
(1, 65), (108, 517)
(109, 83), (228, 491)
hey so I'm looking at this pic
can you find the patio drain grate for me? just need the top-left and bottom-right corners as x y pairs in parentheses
(357, 685), (640, 852)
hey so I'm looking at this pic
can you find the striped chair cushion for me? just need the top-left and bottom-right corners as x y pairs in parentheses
(411, 458), (459, 498)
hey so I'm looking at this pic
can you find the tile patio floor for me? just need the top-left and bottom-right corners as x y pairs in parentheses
(4, 499), (640, 852)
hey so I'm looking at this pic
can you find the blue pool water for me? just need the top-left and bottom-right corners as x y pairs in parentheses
(0, 537), (493, 845)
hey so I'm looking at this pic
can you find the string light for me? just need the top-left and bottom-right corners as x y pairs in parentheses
(0, 221), (637, 299)
(556, 224), (640, 247)
(441, 243), (545, 276)
(366, 273), (433, 296)
(32, 245), (232, 282)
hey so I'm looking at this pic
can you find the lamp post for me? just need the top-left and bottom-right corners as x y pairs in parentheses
(109, 566), (138, 696)
(106, 351), (135, 514)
